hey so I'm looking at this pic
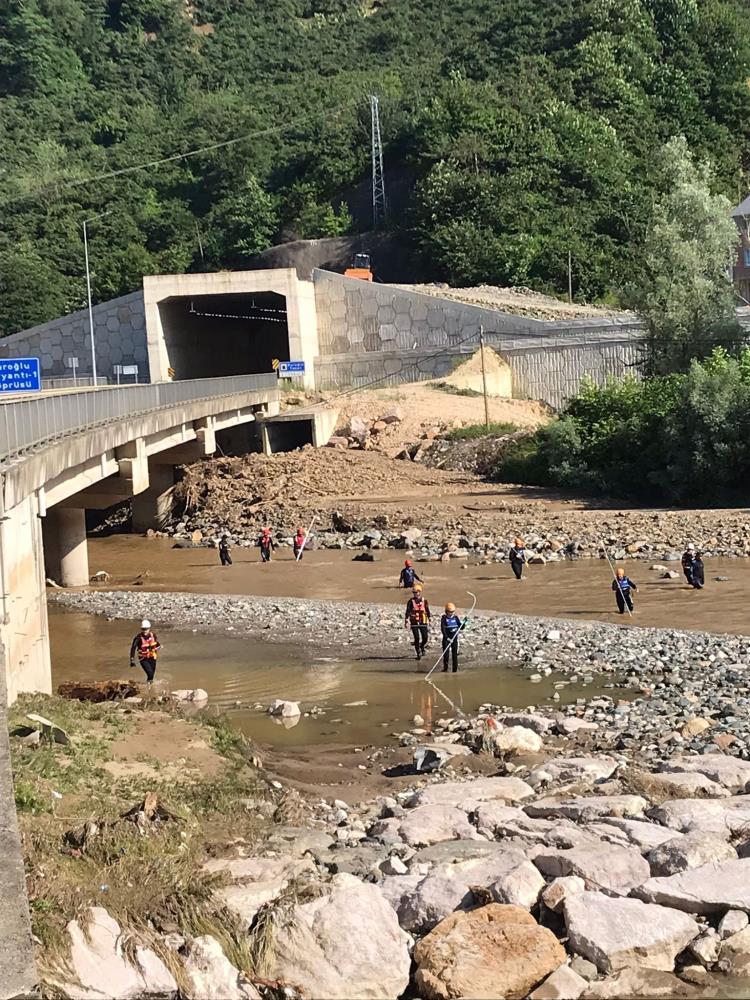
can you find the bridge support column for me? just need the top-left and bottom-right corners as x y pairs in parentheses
(44, 508), (89, 587)
(132, 465), (175, 533)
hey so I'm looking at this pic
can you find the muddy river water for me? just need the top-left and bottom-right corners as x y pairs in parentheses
(49, 535), (746, 750)
(85, 535), (746, 633)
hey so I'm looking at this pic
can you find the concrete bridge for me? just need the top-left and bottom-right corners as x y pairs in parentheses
(0, 373), (283, 997)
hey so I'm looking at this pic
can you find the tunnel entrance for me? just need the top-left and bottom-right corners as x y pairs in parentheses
(158, 292), (289, 379)
(264, 419), (314, 453)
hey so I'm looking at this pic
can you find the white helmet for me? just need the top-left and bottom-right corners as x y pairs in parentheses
(687, 544), (695, 551)
(141, 619), (151, 630)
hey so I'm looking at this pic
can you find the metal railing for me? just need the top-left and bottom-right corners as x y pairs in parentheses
(0, 373), (277, 462)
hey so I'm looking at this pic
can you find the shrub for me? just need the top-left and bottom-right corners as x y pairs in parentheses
(444, 421), (519, 441)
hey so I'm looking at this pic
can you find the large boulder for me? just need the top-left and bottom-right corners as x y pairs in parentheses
(398, 804), (482, 847)
(658, 756), (750, 793)
(595, 817), (683, 852)
(181, 935), (260, 1000)
(525, 795), (647, 823)
(52, 907), (177, 999)
(204, 857), (316, 927)
(648, 796), (750, 836)
(634, 858), (750, 914)
(718, 925), (750, 975)
(533, 844), (650, 896)
(406, 776), (534, 809)
(564, 893), (699, 973)
(640, 771), (729, 799)
(413, 903), (566, 1000)
(262, 873), (411, 999)
(647, 833), (737, 877)
(399, 850), (544, 934)
(494, 725), (543, 754)
(530, 965), (587, 1000)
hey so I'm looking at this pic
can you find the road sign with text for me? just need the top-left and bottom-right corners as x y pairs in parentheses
(0, 358), (41, 392)
(278, 361), (305, 378)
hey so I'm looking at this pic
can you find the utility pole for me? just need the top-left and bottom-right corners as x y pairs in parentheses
(370, 95), (387, 227)
(479, 326), (490, 430)
(568, 250), (573, 304)
(82, 211), (111, 386)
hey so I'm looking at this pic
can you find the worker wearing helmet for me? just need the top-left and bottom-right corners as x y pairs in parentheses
(293, 526), (307, 560)
(509, 537), (528, 581)
(441, 602), (465, 672)
(399, 558), (422, 589)
(258, 527), (275, 563)
(129, 619), (162, 685)
(612, 567), (637, 614)
(404, 583), (431, 660)
(218, 534), (233, 566)
(681, 544), (696, 586)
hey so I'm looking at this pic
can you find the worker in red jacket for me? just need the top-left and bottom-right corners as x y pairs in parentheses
(404, 583), (431, 660)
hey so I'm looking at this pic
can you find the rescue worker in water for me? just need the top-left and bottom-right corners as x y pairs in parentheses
(612, 567), (637, 614)
(399, 559), (422, 589)
(129, 619), (162, 685)
(293, 526), (307, 560)
(258, 527), (275, 563)
(404, 583), (431, 660)
(441, 602), (464, 672)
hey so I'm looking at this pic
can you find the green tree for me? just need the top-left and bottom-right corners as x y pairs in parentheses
(626, 136), (742, 374)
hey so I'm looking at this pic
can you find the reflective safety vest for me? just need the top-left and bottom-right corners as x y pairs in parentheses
(442, 613), (462, 635)
(136, 633), (159, 659)
(401, 567), (418, 587)
(408, 599), (429, 626)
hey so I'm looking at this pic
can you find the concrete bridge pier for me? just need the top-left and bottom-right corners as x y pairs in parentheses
(43, 508), (90, 588)
(132, 464), (176, 533)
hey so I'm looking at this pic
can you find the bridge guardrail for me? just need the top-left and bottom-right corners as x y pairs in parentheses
(0, 373), (277, 462)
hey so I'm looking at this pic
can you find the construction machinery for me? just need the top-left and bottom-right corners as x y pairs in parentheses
(344, 253), (373, 281)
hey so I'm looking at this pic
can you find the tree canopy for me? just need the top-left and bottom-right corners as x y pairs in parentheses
(0, 0), (749, 334)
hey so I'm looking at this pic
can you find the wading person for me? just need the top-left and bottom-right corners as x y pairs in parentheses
(129, 619), (161, 686)
(258, 527), (274, 563)
(404, 583), (431, 661)
(218, 534), (232, 566)
(692, 551), (705, 590)
(612, 568), (637, 614)
(681, 544), (696, 586)
(441, 602), (464, 672)
(509, 537), (528, 580)
(293, 526), (306, 560)
(399, 559), (421, 589)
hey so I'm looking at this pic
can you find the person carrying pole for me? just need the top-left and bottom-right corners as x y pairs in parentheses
(509, 537), (528, 580)
(293, 525), (307, 560)
(440, 602), (464, 672)
(399, 559), (421, 589)
(258, 528), (275, 563)
(404, 583), (431, 660)
(218, 534), (232, 566)
(612, 568), (637, 614)
(129, 619), (162, 686)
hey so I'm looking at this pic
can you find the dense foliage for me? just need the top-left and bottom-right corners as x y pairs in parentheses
(497, 349), (750, 502)
(1, 0), (749, 335)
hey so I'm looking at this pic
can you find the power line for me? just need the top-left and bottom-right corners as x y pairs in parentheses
(21, 96), (367, 202)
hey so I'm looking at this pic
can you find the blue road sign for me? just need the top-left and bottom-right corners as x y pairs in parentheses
(0, 358), (41, 393)
(278, 360), (306, 377)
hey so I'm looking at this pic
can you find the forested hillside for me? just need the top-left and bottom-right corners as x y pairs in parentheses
(1, 0), (749, 335)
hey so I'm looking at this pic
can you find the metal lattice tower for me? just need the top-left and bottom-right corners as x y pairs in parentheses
(370, 95), (387, 227)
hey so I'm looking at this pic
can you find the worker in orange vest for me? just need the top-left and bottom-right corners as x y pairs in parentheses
(404, 583), (431, 660)
(129, 619), (162, 685)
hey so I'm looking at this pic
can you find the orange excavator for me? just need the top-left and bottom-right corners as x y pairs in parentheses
(344, 253), (373, 281)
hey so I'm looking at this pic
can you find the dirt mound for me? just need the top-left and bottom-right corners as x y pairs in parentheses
(440, 348), (512, 397)
(172, 448), (474, 536)
(395, 283), (626, 321)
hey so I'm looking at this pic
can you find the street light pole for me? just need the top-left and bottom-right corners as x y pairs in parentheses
(83, 211), (111, 387)
(83, 219), (96, 385)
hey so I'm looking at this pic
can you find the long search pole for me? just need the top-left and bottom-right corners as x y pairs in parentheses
(424, 591), (478, 680)
(296, 514), (317, 562)
(83, 211), (111, 387)
(479, 327), (490, 430)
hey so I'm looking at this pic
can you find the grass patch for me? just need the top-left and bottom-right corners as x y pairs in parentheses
(9, 694), (273, 988)
(443, 421), (520, 441)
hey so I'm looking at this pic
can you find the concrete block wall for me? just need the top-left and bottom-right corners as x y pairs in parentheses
(312, 269), (645, 408)
(0, 291), (149, 383)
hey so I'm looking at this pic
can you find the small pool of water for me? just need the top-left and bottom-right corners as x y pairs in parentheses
(50, 610), (615, 748)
